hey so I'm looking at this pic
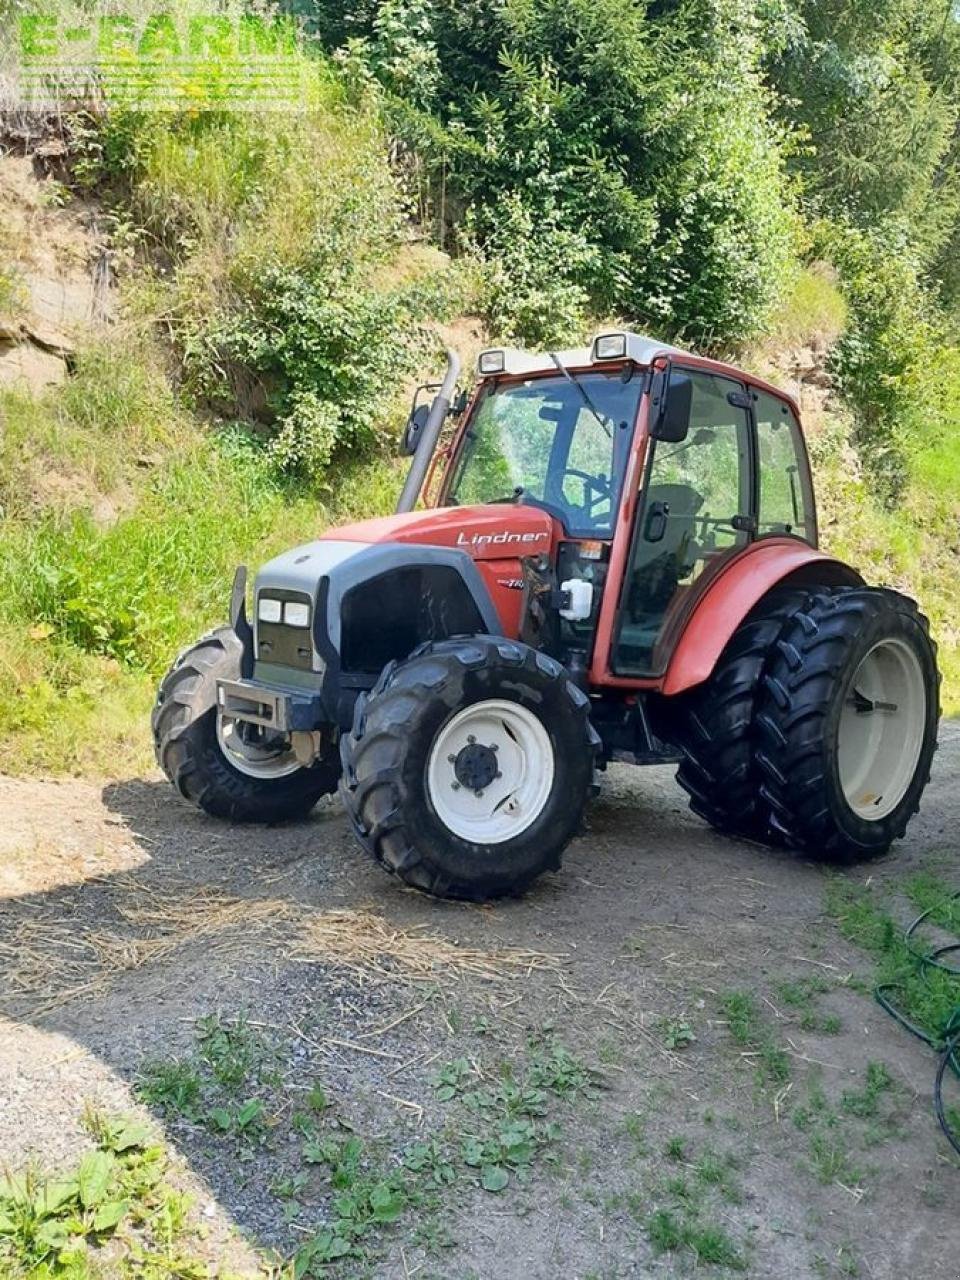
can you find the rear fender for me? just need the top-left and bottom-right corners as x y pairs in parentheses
(661, 540), (862, 696)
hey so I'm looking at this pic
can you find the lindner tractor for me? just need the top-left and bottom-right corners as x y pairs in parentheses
(153, 333), (941, 900)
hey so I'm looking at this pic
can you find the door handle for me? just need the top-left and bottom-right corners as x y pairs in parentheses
(730, 513), (757, 534)
(644, 500), (670, 542)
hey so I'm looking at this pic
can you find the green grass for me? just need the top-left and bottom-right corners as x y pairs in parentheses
(0, 336), (406, 778)
(824, 874), (960, 1045)
(719, 991), (791, 1084)
(775, 976), (844, 1035)
(840, 1062), (894, 1120)
(646, 1207), (745, 1269)
(808, 1132), (864, 1188)
(767, 263), (848, 352)
(812, 413), (960, 714)
(137, 1026), (594, 1273)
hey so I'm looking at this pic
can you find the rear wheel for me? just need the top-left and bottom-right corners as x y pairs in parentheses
(152, 626), (339, 822)
(755, 588), (940, 860)
(671, 588), (810, 838)
(339, 636), (599, 900)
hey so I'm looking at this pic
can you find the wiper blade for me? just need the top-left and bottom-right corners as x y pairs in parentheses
(548, 352), (612, 438)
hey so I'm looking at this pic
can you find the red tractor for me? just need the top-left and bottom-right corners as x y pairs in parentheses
(154, 333), (941, 900)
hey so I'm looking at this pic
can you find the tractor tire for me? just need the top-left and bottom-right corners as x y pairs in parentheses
(754, 587), (940, 861)
(672, 587), (811, 839)
(339, 636), (600, 901)
(152, 626), (339, 822)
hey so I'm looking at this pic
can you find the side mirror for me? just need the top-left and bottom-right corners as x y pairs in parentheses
(650, 365), (693, 443)
(400, 402), (430, 456)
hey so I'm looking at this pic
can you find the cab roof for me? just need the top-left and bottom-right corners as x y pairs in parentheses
(475, 329), (801, 418)
(476, 330), (690, 377)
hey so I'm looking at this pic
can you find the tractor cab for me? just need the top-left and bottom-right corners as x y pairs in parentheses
(415, 332), (819, 688)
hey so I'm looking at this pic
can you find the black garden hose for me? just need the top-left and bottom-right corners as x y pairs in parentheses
(874, 891), (960, 1157)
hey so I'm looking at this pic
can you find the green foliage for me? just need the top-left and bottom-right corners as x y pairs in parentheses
(816, 218), (941, 499)
(340, 0), (799, 346)
(646, 1207), (745, 1268)
(474, 194), (596, 347)
(808, 1131), (865, 1188)
(426, 1041), (591, 1195)
(0, 265), (27, 319)
(0, 1115), (201, 1276)
(0, 435), (301, 671)
(138, 1015), (278, 1148)
(69, 90), (465, 481)
(841, 1062), (894, 1119)
(810, 403), (960, 714)
(766, 0), (960, 308)
(765, 263), (848, 351)
(659, 1017), (697, 1051)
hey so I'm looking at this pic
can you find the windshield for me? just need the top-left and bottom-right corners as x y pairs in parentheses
(446, 371), (642, 537)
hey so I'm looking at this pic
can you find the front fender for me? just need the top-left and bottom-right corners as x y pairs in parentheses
(661, 539), (862, 696)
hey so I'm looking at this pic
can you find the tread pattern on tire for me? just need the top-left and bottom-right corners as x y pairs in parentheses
(152, 626), (338, 823)
(339, 635), (601, 901)
(754, 587), (940, 860)
(673, 588), (811, 838)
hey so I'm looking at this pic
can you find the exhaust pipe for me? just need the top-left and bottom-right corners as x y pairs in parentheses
(396, 348), (461, 513)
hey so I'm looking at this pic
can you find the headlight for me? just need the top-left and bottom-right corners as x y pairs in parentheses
(284, 601), (310, 628)
(258, 596), (282, 623)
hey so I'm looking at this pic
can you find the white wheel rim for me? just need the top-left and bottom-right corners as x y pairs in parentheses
(837, 637), (926, 820)
(426, 699), (556, 844)
(216, 714), (302, 780)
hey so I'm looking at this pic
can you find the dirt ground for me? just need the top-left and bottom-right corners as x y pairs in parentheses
(1, 726), (958, 1280)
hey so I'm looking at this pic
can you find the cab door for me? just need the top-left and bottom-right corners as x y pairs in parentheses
(612, 368), (755, 676)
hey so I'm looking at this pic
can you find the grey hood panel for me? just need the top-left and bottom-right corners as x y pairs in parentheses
(254, 538), (502, 655)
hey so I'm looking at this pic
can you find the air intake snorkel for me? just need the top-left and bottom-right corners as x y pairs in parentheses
(396, 348), (461, 513)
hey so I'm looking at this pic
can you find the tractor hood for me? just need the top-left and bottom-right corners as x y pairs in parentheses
(324, 504), (557, 561)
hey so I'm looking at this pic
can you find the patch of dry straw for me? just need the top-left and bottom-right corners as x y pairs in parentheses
(0, 886), (562, 1017)
(293, 908), (562, 982)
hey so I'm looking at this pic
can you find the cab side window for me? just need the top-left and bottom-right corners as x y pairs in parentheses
(754, 391), (815, 542)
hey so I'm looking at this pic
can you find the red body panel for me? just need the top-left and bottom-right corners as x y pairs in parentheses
(323, 505), (560, 635)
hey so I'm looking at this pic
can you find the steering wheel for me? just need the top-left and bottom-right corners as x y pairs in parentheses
(561, 468), (612, 519)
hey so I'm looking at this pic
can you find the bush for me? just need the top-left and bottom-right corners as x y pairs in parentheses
(331, 0), (800, 347)
(817, 219), (941, 501)
(71, 79), (464, 477)
(474, 195), (596, 347)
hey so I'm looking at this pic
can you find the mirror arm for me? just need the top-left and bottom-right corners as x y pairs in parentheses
(396, 349), (462, 513)
(648, 356), (672, 436)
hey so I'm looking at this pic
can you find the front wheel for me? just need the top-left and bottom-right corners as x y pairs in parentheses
(152, 626), (340, 822)
(339, 636), (600, 900)
(754, 588), (940, 860)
